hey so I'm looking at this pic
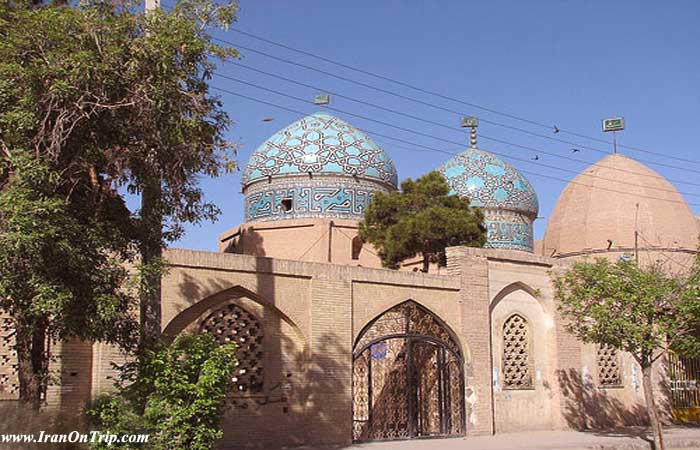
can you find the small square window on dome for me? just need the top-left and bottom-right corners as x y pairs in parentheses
(280, 198), (293, 212)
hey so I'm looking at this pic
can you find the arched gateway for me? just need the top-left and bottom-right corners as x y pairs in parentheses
(352, 301), (465, 441)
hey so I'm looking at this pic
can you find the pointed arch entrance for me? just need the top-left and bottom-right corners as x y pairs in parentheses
(352, 301), (465, 442)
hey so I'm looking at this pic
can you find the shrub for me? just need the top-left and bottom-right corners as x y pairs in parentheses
(87, 333), (236, 450)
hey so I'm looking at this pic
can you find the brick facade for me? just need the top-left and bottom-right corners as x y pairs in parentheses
(0, 245), (669, 448)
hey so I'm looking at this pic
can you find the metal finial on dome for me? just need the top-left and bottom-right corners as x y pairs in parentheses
(461, 116), (479, 149)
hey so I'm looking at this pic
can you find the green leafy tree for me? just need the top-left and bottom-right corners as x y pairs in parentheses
(0, 152), (137, 410)
(0, 0), (238, 357)
(359, 171), (486, 272)
(87, 333), (236, 450)
(553, 256), (700, 450)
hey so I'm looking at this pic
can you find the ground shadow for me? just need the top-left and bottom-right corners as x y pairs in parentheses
(558, 368), (651, 441)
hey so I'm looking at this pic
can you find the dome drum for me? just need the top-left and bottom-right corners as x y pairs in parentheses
(485, 209), (534, 252)
(245, 177), (380, 222)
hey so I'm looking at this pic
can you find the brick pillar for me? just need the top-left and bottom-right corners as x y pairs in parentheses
(308, 276), (353, 445)
(448, 248), (494, 436)
(552, 303), (584, 429)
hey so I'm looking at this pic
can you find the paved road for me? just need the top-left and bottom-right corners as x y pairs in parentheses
(291, 427), (700, 450)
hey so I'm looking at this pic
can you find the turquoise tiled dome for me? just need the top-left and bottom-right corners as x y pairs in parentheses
(439, 148), (538, 217)
(242, 113), (397, 223)
(439, 148), (539, 252)
(242, 112), (398, 188)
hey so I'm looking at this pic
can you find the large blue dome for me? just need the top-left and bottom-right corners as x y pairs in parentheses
(439, 148), (538, 217)
(243, 112), (398, 188)
(242, 113), (397, 223)
(439, 148), (539, 252)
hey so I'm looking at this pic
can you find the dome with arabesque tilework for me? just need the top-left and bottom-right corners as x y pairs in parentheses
(242, 112), (397, 188)
(242, 113), (397, 223)
(438, 148), (539, 252)
(439, 148), (539, 218)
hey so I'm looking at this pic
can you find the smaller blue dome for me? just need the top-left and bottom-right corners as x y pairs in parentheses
(242, 112), (398, 187)
(439, 148), (538, 217)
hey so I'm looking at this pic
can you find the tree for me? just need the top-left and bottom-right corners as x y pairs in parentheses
(0, 0), (238, 358)
(552, 256), (700, 450)
(359, 171), (486, 272)
(87, 333), (237, 450)
(0, 152), (138, 410)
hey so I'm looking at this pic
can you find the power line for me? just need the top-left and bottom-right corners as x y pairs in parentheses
(213, 73), (700, 200)
(297, 227), (329, 261)
(333, 226), (381, 259)
(229, 28), (700, 166)
(637, 232), (692, 270)
(158, 1), (700, 179)
(159, 2), (698, 169)
(220, 39), (700, 178)
(225, 62), (612, 159)
(210, 83), (700, 208)
(222, 62), (700, 190)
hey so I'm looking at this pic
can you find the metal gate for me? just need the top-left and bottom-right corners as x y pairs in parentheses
(668, 352), (700, 423)
(352, 301), (465, 442)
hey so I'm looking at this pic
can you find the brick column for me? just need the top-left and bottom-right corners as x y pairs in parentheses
(448, 248), (494, 436)
(308, 276), (353, 445)
(552, 304), (584, 429)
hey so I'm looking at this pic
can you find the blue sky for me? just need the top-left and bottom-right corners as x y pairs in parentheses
(160, 0), (700, 252)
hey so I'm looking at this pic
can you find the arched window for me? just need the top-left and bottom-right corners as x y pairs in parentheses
(0, 315), (18, 399)
(199, 303), (263, 393)
(597, 344), (621, 387)
(351, 235), (363, 260)
(502, 314), (533, 389)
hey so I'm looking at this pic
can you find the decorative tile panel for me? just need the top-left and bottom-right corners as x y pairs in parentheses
(243, 112), (398, 187)
(484, 210), (534, 252)
(245, 179), (384, 222)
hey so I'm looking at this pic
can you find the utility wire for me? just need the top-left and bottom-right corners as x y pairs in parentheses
(221, 62), (700, 190)
(297, 227), (329, 261)
(159, 1), (700, 178)
(333, 226), (381, 259)
(213, 73), (700, 199)
(229, 27), (699, 166)
(637, 232), (691, 270)
(211, 83), (700, 208)
(159, 1), (697, 167)
(219, 41), (700, 177)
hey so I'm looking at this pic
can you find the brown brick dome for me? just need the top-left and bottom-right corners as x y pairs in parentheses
(543, 154), (699, 257)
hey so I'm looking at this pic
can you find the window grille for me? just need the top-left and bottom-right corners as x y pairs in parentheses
(502, 314), (532, 389)
(200, 304), (263, 393)
(0, 315), (18, 399)
(598, 344), (622, 386)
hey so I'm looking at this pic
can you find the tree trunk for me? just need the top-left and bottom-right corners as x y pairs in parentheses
(139, 179), (163, 354)
(15, 321), (46, 411)
(422, 252), (430, 273)
(641, 363), (664, 450)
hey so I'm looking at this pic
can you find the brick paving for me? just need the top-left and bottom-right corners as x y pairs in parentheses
(290, 427), (700, 450)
